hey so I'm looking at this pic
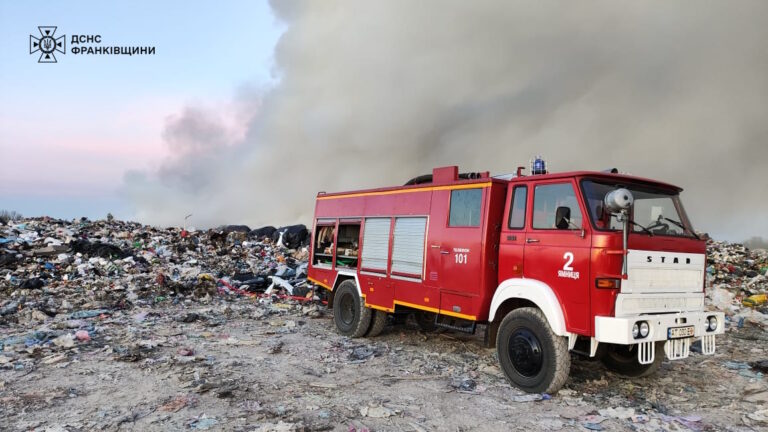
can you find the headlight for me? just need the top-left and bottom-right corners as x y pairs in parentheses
(632, 323), (640, 339)
(707, 316), (718, 331)
(639, 321), (650, 338)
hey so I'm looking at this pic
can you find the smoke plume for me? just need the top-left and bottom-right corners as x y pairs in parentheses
(123, 0), (768, 241)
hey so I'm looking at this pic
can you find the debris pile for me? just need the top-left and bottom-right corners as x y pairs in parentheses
(0, 217), (317, 360)
(706, 239), (768, 327)
(0, 217), (313, 309)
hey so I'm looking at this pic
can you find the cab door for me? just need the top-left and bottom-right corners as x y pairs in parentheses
(499, 183), (528, 281)
(523, 180), (591, 333)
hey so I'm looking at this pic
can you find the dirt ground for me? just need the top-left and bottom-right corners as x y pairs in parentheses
(1, 298), (767, 432)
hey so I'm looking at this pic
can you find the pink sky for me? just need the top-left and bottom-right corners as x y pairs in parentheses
(0, 0), (283, 220)
(0, 98), (174, 196)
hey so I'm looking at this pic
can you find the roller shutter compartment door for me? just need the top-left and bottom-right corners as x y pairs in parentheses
(361, 218), (391, 272)
(391, 217), (427, 277)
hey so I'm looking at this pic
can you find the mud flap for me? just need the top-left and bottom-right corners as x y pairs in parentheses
(664, 338), (691, 360)
(701, 334), (716, 355)
(637, 340), (655, 365)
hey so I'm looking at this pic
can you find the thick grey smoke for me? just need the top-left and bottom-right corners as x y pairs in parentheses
(123, 0), (768, 241)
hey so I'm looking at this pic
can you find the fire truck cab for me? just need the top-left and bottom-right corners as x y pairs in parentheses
(307, 161), (723, 393)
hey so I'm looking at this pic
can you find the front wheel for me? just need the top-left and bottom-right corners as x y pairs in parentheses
(601, 342), (664, 378)
(496, 307), (571, 394)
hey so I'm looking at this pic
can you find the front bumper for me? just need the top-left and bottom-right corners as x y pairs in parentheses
(595, 311), (724, 362)
(596, 311), (724, 344)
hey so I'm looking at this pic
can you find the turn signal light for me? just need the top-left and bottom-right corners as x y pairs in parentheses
(595, 278), (621, 289)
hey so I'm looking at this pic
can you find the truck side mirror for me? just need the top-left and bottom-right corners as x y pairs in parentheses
(555, 206), (571, 230)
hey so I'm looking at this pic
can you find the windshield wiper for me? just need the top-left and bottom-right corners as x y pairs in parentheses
(662, 217), (700, 239)
(629, 220), (654, 237)
(609, 213), (654, 236)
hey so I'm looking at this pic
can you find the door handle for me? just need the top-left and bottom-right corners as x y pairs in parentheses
(430, 245), (440, 249)
(526, 238), (540, 244)
(440, 250), (450, 255)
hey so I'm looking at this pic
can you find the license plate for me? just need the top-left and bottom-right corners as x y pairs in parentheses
(668, 326), (695, 339)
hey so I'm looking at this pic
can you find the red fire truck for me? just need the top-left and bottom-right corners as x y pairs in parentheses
(306, 159), (723, 393)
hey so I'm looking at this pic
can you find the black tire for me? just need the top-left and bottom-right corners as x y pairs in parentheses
(366, 310), (388, 337)
(414, 311), (437, 332)
(332, 280), (372, 338)
(601, 342), (664, 378)
(496, 307), (570, 394)
(391, 313), (409, 326)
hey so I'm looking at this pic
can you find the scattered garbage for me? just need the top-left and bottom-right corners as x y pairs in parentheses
(177, 347), (195, 357)
(751, 360), (768, 374)
(450, 376), (477, 392)
(266, 338), (284, 354)
(706, 240), (768, 327)
(71, 310), (109, 319)
(509, 393), (549, 402)
(52, 334), (75, 348)
(349, 345), (376, 362)
(189, 416), (219, 430)
(359, 405), (395, 418)
(159, 394), (198, 412)
(744, 293), (768, 307)
(598, 406), (635, 420)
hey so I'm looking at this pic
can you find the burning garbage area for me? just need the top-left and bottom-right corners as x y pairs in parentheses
(0, 217), (767, 431)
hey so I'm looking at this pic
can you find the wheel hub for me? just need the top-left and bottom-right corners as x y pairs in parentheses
(339, 293), (355, 325)
(508, 328), (543, 377)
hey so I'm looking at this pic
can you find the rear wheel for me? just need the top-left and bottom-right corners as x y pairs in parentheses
(332, 280), (372, 338)
(366, 310), (388, 337)
(414, 311), (437, 332)
(496, 307), (570, 394)
(391, 313), (409, 325)
(601, 342), (664, 377)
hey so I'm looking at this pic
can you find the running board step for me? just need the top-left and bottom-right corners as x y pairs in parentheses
(435, 315), (476, 334)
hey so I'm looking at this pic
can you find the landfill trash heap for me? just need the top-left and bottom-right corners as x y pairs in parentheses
(0, 217), (315, 323)
(705, 239), (768, 328)
(2, 217), (767, 327)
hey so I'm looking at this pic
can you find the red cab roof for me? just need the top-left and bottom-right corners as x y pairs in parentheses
(316, 167), (683, 199)
(510, 171), (683, 192)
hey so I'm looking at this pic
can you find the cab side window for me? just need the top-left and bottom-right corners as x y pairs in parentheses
(508, 186), (527, 229)
(533, 183), (583, 230)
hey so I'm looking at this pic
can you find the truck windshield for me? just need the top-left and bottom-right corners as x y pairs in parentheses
(581, 179), (696, 237)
